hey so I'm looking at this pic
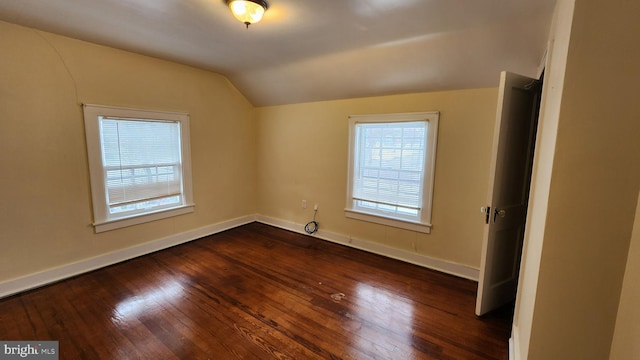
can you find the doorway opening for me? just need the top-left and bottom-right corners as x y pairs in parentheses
(475, 71), (544, 317)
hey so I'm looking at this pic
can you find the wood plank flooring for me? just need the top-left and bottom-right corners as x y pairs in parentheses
(0, 223), (512, 359)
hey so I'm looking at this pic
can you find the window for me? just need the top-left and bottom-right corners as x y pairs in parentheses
(83, 104), (194, 233)
(345, 112), (439, 233)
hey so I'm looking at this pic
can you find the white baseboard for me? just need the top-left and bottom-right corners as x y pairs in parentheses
(0, 215), (256, 299)
(1, 213), (479, 299)
(510, 325), (521, 360)
(255, 215), (479, 281)
(510, 337), (516, 360)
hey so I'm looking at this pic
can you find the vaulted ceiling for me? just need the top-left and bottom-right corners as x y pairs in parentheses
(0, 0), (557, 106)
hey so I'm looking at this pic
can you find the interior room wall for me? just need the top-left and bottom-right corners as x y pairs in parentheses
(0, 20), (257, 286)
(510, 0), (574, 356)
(256, 88), (498, 272)
(516, 0), (640, 358)
(609, 193), (640, 359)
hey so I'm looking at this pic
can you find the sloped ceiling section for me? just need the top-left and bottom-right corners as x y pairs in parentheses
(0, 0), (556, 106)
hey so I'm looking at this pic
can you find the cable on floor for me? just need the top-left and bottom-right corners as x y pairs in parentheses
(305, 208), (319, 235)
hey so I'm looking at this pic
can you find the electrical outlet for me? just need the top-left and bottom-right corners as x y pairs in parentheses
(302, 200), (307, 209)
(314, 204), (318, 211)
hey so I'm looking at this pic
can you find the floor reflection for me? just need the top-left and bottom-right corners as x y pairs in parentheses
(112, 279), (184, 321)
(354, 282), (416, 359)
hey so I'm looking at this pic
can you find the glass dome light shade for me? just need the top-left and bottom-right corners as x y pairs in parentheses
(228, 0), (268, 27)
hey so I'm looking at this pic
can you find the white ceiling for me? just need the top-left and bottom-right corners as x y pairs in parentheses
(0, 0), (557, 106)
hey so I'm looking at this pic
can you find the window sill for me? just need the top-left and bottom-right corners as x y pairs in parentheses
(344, 208), (432, 234)
(94, 204), (195, 233)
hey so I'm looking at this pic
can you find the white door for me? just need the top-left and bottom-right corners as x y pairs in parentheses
(475, 71), (541, 316)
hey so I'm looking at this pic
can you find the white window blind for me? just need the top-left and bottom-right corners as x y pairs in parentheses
(100, 117), (182, 214)
(352, 121), (427, 214)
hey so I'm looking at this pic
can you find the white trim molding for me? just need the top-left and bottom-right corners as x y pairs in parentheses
(1, 214), (480, 299)
(256, 215), (479, 281)
(0, 215), (255, 299)
(83, 103), (195, 233)
(344, 209), (432, 234)
(345, 112), (439, 233)
(510, 324), (522, 360)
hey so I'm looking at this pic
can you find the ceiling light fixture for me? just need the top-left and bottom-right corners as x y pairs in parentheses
(227, 0), (269, 29)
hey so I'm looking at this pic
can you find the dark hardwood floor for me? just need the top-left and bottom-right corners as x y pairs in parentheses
(0, 223), (511, 359)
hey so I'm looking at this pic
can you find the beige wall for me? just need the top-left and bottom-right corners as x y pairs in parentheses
(610, 193), (640, 359)
(257, 89), (498, 269)
(0, 20), (257, 282)
(516, 0), (640, 358)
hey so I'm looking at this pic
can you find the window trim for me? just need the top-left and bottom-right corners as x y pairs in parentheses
(345, 112), (439, 234)
(83, 104), (194, 233)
